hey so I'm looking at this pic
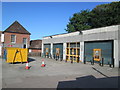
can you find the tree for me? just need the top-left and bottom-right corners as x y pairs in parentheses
(65, 10), (92, 33)
(65, 1), (120, 33)
(90, 1), (120, 28)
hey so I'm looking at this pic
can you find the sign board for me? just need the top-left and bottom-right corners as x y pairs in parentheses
(46, 48), (49, 55)
(93, 49), (101, 61)
(56, 48), (60, 56)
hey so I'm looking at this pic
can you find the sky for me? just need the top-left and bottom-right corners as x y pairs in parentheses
(2, 2), (111, 40)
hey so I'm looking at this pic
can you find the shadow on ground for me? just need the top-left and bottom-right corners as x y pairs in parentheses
(57, 75), (119, 88)
(7, 58), (36, 64)
(28, 58), (36, 63)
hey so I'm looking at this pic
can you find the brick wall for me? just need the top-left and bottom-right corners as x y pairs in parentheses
(31, 49), (41, 52)
(4, 32), (30, 48)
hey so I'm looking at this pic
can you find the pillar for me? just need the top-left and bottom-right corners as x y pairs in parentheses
(51, 43), (53, 58)
(80, 41), (84, 62)
(114, 40), (119, 67)
(63, 43), (66, 61)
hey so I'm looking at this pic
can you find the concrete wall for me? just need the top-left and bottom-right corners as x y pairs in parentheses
(43, 30), (118, 44)
(43, 25), (119, 43)
(42, 25), (120, 67)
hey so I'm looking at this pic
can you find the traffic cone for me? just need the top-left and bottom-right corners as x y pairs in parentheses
(41, 59), (45, 67)
(25, 61), (29, 70)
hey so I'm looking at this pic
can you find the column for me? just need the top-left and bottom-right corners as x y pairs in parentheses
(114, 40), (119, 67)
(80, 41), (84, 62)
(51, 43), (53, 58)
(63, 43), (66, 61)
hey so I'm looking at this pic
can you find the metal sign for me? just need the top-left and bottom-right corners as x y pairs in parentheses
(93, 49), (101, 61)
(56, 48), (60, 56)
(46, 48), (49, 55)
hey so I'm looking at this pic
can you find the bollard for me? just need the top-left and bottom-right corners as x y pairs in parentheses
(93, 57), (94, 65)
(71, 56), (73, 63)
(77, 59), (79, 63)
(84, 57), (86, 64)
(91, 59), (92, 65)
(99, 59), (101, 66)
(65, 59), (67, 62)
(71, 60), (73, 63)
(109, 63), (111, 67)
(102, 58), (104, 66)
(60, 55), (63, 61)
(91, 57), (94, 65)
(56, 55), (58, 61)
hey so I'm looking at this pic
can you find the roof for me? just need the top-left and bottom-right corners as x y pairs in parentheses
(43, 31), (82, 38)
(43, 24), (120, 39)
(3, 21), (31, 35)
(29, 40), (42, 49)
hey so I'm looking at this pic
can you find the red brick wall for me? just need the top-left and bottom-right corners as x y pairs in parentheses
(31, 49), (41, 52)
(4, 32), (30, 45)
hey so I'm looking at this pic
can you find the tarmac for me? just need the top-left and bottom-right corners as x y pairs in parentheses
(1, 57), (120, 88)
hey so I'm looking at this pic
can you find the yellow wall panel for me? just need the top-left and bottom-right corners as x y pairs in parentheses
(6, 48), (28, 63)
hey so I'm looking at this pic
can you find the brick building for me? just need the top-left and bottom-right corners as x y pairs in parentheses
(0, 21), (31, 56)
(2, 21), (31, 48)
(29, 40), (42, 56)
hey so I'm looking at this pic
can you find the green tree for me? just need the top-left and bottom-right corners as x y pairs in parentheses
(65, 10), (92, 33)
(90, 1), (120, 28)
(65, 1), (120, 33)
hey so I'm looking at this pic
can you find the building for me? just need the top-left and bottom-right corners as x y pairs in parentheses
(29, 40), (42, 56)
(0, 21), (31, 56)
(2, 21), (31, 48)
(42, 25), (120, 67)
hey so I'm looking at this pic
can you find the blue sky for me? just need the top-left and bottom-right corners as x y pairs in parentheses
(2, 2), (110, 40)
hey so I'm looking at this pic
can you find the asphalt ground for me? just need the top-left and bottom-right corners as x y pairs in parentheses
(2, 57), (120, 88)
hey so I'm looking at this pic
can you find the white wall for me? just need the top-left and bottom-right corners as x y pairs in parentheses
(63, 43), (66, 60)
(51, 43), (53, 58)
(80, 42), (84, 62)
(114, 40), (119, 67)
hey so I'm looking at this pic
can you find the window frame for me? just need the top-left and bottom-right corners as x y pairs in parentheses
(23, 38), (27, 44)
(11, 35), (16, 43)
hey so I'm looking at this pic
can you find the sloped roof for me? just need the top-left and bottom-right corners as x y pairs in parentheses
(3, 21), (31, 35)
(29, 40), (42, 49)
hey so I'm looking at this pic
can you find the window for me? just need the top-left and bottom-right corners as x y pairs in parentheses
(23, 38), (27, 48)
(23, 38), (27, 44)
(11, 35), (16, 43)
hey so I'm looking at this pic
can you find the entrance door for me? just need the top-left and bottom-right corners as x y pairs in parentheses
(66, 42), (80, 62)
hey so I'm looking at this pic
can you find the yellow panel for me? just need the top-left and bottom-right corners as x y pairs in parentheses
(6, 48), (28, 63)
(66, 42), (80, 62)
(93, 49), (101, 61)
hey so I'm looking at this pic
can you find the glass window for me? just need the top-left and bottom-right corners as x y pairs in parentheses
(23, 38), (27, 44)
(11, 35), (16, 43)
